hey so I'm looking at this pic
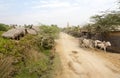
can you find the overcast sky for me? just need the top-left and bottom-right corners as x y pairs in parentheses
(0, 0), (118, 27)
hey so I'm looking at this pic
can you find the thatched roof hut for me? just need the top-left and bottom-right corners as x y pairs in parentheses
(27, 29), (38, 35)
(26, 26), (40, 35)
(31, 26), (40, 32)
(2, 28), (26, 40)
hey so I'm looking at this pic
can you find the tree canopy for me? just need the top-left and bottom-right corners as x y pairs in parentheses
(0, 23), (9, 31)
(90, 11), (120, 33)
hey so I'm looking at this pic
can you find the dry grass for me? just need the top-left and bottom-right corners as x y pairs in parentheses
(0, 56), (13, 78)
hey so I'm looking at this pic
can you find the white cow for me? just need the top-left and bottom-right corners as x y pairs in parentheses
(94, 40), (102, 48)
(82, 39), (94, 48)
(79, 37), (84, 47)
(95, 40), (111, 52)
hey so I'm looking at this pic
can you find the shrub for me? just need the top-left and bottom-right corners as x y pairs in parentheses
(0, 23), (9, 31)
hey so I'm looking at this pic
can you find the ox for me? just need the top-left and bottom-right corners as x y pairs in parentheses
(94, 40), (111, 52)
(82, 39), (94, 48)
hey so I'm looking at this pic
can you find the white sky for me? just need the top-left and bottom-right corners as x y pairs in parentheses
(0, 0), (118, 27)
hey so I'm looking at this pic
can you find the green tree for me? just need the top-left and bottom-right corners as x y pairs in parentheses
(91, 12), (120, 33)
(89, 11), (120, 40)
(36, 25), (60, 49)
(0, 23), (8, 31)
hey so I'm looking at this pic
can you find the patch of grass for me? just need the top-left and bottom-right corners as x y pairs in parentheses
(0, 37), (16, 55)
(0, 31), (4, 36)
(43, 50), (51, 56)
(15, 68), (38, 78)
(14, 50), (53, 78)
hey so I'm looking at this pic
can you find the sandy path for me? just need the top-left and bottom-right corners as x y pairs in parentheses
(55, 32), (120, 78)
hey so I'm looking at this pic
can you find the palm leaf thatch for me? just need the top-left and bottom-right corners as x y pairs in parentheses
(27, 29), (38, 35)
(31, 26), (40, 32)
(2, 28), (26, 40)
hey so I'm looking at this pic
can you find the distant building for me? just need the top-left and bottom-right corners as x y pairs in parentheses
(107, 26), (120, 52)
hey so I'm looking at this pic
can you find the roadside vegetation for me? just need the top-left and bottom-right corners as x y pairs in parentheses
(62, 26), (81, 37)
(63, 9), (120, 39)
(0, 24), (60, 78)
(64, 13), (120, 37)
(0, 23), (11, 31)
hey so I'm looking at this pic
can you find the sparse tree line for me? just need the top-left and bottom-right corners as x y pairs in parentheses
(63, 11), (120, 39)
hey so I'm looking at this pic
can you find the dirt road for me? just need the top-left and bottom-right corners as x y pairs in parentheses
(55, 32), (120, 78)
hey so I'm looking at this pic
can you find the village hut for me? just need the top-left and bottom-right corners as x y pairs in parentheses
(27, 29), (38, 35)
(31, 26), (40, 32)
(26, 26), (40, 35)
(2, 27), (27, 40)
(106, 27), (120, 52)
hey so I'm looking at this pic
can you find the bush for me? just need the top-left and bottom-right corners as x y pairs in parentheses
(0, 23), (9, 31)
(39, 25), (60, 38)
(35, 25), (60, 50)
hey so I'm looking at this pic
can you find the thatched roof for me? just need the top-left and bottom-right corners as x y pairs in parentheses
(2, 28), (26, 39)
(31, 26), (40, 32)
(27, 29), (37, 35)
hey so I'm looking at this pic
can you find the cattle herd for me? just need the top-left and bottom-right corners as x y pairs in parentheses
(79, 38), (111, 52)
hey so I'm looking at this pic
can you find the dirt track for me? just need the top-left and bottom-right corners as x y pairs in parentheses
(55, 32), (120, 78)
